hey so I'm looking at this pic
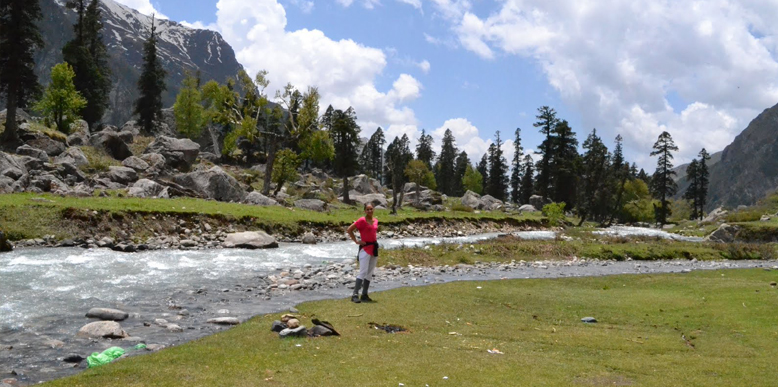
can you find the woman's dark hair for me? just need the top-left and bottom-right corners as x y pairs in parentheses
(364, 203), (374, 210)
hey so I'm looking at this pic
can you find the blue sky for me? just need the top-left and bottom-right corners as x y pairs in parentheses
(116, 0), (778, 170)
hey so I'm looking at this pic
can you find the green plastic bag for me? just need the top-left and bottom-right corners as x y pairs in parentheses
(87, 346), (125, 368)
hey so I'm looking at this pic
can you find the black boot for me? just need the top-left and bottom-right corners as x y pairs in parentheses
(351, 278), (363, 303)
(360, 280), (373, 302)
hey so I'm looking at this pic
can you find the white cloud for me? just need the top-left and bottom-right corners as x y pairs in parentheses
(336, 0), (381, 9)
(287, 0), (315, 13)
(437, 0), (778, 165)
(417, 60), (431, 73)
(213, 0), (421, 139)
(396, 0), (422, 10)
(432, 118), (491, 161)
(112, 0), (168, 19)
(180, 20), (219, 31)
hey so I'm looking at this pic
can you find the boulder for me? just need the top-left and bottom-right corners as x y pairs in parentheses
(122, 156), (150, 172)
(350, 174), (381, 194)
(301, 232), (317, 244)
(127, 179), (169, 198)
(294, 199), (328, 212)
(54, 147), (89, 167)
(199, 152), (220, 163)
(0, 151), (28, 175)
(519, 204), (538, 213)
(144, 136), (200, 172)
(279, 326), (308, 338)
(29, 173), (69, 193)
(15, 145), (48, 161)
(25, 136), (65, 157)
(106, 166), (138, 185)
(86, 308), (129, 321)
(117, 130), (134, 144)
(461, 190), (483, 209)
(66, 119), (90, 146)
(529, 195), (546, 210)
(55, 162), (87, 184)
(245, 191), (280, 206)
(90, 131), (132, 160)
(223, 231), (279, 249)
(76, 321), (128, 339)
(481, 195), (504, 211)
(172, 166), (246, 202)
(705, 223), (740, 243)
(702, 207), (728, 224)
(352, 193), (388, 208)
(120, 121), (142, 136)
(0, 176), (15, 194)
(0, 230), (12, 252)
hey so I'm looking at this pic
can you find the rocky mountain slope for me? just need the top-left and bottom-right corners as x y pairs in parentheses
(34, 0), (244, 126)
(703, 102), (778, 210)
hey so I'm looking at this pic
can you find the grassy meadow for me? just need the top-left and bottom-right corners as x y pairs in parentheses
(43, 269), (778, 387)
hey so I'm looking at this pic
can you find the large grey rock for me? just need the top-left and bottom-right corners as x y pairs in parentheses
(223, 231), (278, 249)
(29, 173), (69, 193)
(352, 193), (388, 208)
(207, 317), (240, 325)
(529, 195), (546, 210)
(705, 223), (740, 243)
(127, 179), (169, 198)
(67, 120), (90, 146)
(25, 136), (66, 157)
(86, 308), (129, 321)
(55, 147), (89, 167)
(144, 136), (200, 171)
(122, 156), (150, 171)
(120, 120), (142, 136)
(90, 131), (133, 160)
(294, 199), (328, 212)
(301, 232), (317, 244)
(0, 176), (15, 194)
(15, 145), (48, 161)
(702, 207), (728, 224)
(350, 174), (381, 194)
(519, 204), (538, 213)
(107, 166), (138, 185)
(245, 191), (280, 206)
(0, 152), (28, 175)
(481, 195), (504, 211)
(461, 190), (483, 209)
(76, 321), (128, 339)
(172, 166), (245, 202)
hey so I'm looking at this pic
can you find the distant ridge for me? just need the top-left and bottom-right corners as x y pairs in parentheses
(34, 0), (245, 126)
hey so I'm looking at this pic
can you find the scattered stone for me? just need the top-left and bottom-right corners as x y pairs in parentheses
(301, 232), (317, 244)
(86, 308), (129, 321)
(286, 318), (300, 329)
(223, 231), (278, 249)
(144, 136), (200, 171)
(279, 326), (308, 338)
(294, 199), (328, 212)
(42, 339), (64, 349)
(581, 317), (597, 323)
(63, 354), (85, 363)
(76, 321), (128, 339)
(271, 321), (287, 332)
(207, 317), (240, 325)
(166, 324), (183, 332)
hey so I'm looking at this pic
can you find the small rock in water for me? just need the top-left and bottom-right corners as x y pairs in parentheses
(207, 317), (240, 325)
(581, 317), (597, 323)
(63, 354), (84, 363)
(86, 307), (129, 321)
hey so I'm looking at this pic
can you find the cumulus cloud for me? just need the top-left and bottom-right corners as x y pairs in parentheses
(432, 118), (491, 161)
(112, 0), (168, 19)
(211, 0), (422, 141)
(417, 60), (431, 73)
(435, 0), (778, 165)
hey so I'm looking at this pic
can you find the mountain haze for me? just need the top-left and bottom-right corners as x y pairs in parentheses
(34, 0), (244, 126)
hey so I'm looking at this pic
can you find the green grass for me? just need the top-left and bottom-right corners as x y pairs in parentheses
(382, 236), (778, 266)
(43, 269), (778, 387)
(0, 193), (542, 241)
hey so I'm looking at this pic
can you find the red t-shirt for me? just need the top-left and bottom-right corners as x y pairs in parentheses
(354, 216), (378, 256)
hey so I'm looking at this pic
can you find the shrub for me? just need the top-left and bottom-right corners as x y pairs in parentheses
(79, 146), (121, 173)
(452, 200), (474, 213)
(542, 202), (566, 226)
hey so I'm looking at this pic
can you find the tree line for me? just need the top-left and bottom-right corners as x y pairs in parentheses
(0, 0), (709, 224)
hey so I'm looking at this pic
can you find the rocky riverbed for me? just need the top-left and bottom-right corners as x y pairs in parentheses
(1, 239), (776, 386)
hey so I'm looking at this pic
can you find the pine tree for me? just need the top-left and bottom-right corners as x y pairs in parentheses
(577, 129), (610, 225)
(62, 0), (111, 129)
(697, 148), (711, 218)
(453, 151), (470, 196)
(550, 120), (579, 207)
(331, 107), (361, 204)
(385, 135), (413, 213)
(415, 129), (435, 170)
(434, 129), (458, 195)
(358, 127), (385, 180)
(650, 131), (678, 225)
(533, 106), (558, 199)
(607, 135), (630, 226)
(510, 127), (523, 203)
(519, 154), (534, 205)
(134, 15), (167, 135)
(486, 131), (509, 201)
(683, 159), (700, 219)
(0, 0), (44, 145)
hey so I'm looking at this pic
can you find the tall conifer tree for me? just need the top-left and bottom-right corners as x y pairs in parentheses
(453, 151), (470, 196)
(683, 159), (700, 219)
(697, 148), (711, 217)
(533, 106), (558, 199)
(650, 131), (678, 225)
(519, 154), (534, 205)
(358, 127), (385, 180)
(434, 129), (458, 195)
(134, 15), (167, 134)
(550, 120), (579, 207)
(331, 107), (361, 204)
(510, 127), (523, 203)
(486, 131), (509, 201)
(0, 0), (43, 145)
(415, 129), (435, 170)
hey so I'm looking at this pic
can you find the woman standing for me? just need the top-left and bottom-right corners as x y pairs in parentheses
(347, 204), (379, 303)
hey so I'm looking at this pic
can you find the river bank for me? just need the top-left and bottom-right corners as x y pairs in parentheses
(1, 234), (776, 385)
